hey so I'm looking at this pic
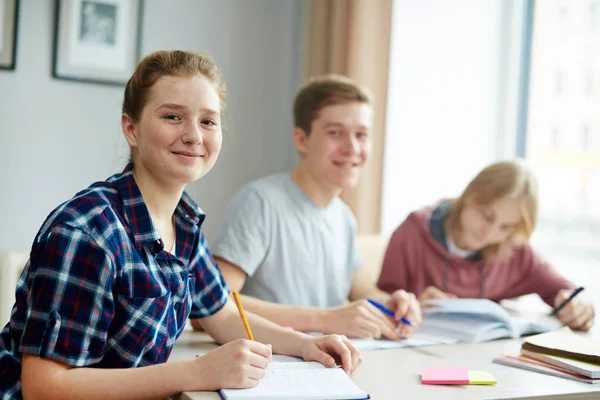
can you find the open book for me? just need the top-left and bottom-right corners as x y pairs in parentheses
(417, 299), (562, 343)
(348, 336), (450, 351)
(219, 362), (369, 400)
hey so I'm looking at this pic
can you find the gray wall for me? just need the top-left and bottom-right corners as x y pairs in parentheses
(0, 0), (301, 251)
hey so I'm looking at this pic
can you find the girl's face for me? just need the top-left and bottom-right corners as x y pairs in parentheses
(122, 74), (222, 186)
(459, 196), (523, 250)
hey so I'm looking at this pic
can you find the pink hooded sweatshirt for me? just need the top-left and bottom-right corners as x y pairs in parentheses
(377, 201), (575, 306)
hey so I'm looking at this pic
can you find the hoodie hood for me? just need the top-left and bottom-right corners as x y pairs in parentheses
(408, 200), (486, 296)
(409, 200), (483, 266)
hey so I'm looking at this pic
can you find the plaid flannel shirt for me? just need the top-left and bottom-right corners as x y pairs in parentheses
(0, 163), (229, 399)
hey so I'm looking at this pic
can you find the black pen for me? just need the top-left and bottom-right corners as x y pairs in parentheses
(551, 286), (585, 316)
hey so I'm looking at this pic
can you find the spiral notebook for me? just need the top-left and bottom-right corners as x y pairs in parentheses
(219, 361), (370, 400)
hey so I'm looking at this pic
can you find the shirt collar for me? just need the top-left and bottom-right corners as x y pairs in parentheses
(111, 163), (205, 250)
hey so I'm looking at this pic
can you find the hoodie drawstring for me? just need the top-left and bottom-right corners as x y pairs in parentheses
(443, 259), (449, 293)
(479, 262), (486, 298)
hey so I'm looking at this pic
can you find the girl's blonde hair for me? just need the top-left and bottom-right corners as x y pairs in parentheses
(293, 74), (372, 134)
(446, 159), (538, 259)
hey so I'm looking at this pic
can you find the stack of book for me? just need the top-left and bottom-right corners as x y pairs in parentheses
(494, 327), (600, 384)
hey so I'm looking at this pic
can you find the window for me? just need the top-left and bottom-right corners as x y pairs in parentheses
(382, 1), (600, 291)
(525, 0), (600, 285)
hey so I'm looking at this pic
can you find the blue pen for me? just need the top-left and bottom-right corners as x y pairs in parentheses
(367, 298), (412, 326)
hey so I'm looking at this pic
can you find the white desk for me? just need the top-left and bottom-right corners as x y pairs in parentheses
(169, 329), (600, 400)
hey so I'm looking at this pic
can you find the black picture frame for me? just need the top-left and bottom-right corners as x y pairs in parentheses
(52, 0), (143, 85)
(0, 0), (19, 70)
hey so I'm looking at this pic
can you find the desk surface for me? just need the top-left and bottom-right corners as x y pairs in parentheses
(169, 329), (600, 400)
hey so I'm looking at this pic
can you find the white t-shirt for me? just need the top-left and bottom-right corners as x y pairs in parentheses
(212, 173), (362, 308)
(446, 236), (476, 259)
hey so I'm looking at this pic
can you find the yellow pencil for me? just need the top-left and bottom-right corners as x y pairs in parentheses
(232, 291), (254, 340)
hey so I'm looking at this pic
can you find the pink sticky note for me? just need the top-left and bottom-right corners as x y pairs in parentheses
(421, 367), (470, 385)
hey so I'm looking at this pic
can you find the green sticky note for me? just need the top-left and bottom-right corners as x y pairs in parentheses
(469, 370), (497, 385)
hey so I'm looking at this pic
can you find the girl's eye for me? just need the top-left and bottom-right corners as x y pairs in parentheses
(165, 114), (181, 121)
(328, 130), (340, 136)
(480, 209), (494, 222)
(202, 119), (217, 127)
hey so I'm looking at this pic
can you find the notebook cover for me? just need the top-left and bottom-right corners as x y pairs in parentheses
(218, 390), (369, 399)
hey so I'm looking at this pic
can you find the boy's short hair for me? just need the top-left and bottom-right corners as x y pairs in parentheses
(293, 74), (372, 134)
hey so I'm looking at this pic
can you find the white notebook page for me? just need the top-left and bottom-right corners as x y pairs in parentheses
(220, 362), (369, 400)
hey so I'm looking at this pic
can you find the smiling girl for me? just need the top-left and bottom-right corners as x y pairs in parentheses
(0, 50), (359, 400)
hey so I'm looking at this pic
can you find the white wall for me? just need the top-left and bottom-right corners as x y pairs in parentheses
(0, 0), (301, 251)
(381, 0), (523, 235)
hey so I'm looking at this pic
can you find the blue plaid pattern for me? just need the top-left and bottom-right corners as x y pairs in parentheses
(0, 163), (229, 399)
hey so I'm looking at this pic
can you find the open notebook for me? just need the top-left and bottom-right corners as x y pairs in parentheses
(219, 362), (370, 400)
(348, 336), (451, 351)
(417, 299), (562, 343)
(306, 332), (450, 352)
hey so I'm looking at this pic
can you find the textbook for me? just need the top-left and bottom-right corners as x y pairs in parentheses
(493, 354), (600, 384)
(521, 327), (600, 364)
(521, 349), (600, 378)
(417, 299), (561, 343)
(219, 362), (370, 400)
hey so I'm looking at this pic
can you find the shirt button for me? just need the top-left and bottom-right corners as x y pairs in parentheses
(154, 239), (163, 253)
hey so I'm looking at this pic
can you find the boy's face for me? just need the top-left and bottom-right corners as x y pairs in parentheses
(294, 101), (372, 192)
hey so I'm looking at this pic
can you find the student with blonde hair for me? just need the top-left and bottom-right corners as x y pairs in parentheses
(377, 159), (595, 331)
(0, 50), (359, 399)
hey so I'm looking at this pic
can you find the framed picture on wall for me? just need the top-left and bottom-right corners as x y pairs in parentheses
(53, 0), (143, 85)
(0, 0), (19, 70)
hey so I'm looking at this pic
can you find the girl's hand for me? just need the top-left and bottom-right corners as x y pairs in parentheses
(419, 285), (457, 304)
(386, 289), (422, 337)
(554, 289), (595, 331)
(192, 339), (272, 390)
(300, 334), (361, 375)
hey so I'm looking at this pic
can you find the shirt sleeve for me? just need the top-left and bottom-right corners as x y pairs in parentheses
(188, 229), (230, 319)
(512, 244), (576, 306)
(19, 225), (115, 367)
(211, 186), (270, 277)
(377, 219), (414, 294)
